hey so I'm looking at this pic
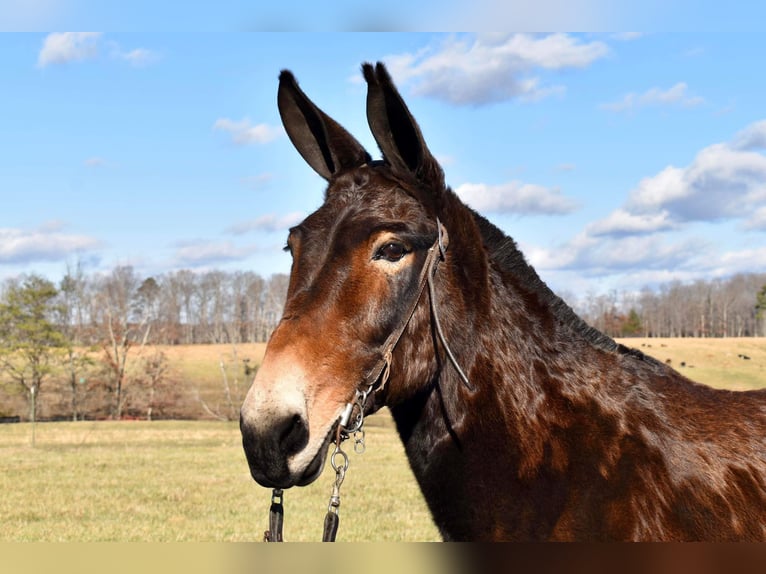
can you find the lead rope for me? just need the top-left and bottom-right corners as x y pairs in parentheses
(263, 488), (284, 542)
(322, 426), (349, 541)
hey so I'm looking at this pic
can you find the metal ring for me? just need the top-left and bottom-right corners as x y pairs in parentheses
(331, 449), (349, 472)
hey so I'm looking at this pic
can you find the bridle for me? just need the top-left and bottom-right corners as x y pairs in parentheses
(262, 218), (473, 542)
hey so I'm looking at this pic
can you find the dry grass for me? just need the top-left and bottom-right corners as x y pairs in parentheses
(0, 417), (439, 542)
(157, 343), (268, 386)
(145, 339), (766, 419)
(136, 343), (268, 419)
(616, 337), (766, 391)
(157, 338), (766, 397)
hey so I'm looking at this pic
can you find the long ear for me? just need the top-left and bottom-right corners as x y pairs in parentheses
(278, 70), (371, 181)
(363, 62), (444, 190)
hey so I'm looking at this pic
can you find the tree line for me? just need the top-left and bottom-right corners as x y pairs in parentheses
(55, 264), (289, 347)
(0, 265), (288, 425)
(571, 273), (766, 339)
(2, 264), (765, 426)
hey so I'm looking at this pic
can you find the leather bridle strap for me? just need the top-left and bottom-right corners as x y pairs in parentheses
(361, 218), (474, 401)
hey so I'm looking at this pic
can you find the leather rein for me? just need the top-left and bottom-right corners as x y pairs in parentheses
(263, 218), (473, 542)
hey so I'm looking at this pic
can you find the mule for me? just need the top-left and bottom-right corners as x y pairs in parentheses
(240, 62), (766, 541)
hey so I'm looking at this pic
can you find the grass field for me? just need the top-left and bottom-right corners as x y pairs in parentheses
(1, 338), (764, 542)
(150, 338), (766, 419)
(614, 337), (766, 391)
(0, 416), (440, 542)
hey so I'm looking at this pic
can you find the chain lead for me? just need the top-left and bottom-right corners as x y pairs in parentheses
(323, 437), (350, 542)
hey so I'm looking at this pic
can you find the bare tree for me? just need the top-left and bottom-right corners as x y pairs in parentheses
(138, 350), (168, 421)
(93, 266), (152, 419)
(58, 261), (95, 420)
(197, 344), (248, 421)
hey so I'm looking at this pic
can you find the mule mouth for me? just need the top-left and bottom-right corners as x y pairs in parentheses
(294, 420), (337, 486)
(247, 418), (338, 490)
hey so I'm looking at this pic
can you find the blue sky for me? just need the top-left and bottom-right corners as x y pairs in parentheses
(2, 32), (765, 298)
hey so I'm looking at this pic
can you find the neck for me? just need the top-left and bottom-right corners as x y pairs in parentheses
(388, 203), (634, 540)
(389, 200), (766, 542)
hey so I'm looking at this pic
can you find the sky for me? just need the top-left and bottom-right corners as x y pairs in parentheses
(2, 31), (766, 299)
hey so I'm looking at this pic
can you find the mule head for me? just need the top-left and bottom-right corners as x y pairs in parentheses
(240, 63), (470, 489)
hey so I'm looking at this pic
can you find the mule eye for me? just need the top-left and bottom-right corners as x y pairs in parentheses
(375, 242), (410, 262)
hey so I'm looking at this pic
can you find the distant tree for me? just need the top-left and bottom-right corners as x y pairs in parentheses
(756, 285), (766, 337)
(93, 266), (152, 419)
(137, 350), (169, 421)
(135, 277), (161, 327)
(621, 308), (643, 337)
(58, 263), (95, 421)
(0, 275), (66, 429)
(197, 345), (249, 421)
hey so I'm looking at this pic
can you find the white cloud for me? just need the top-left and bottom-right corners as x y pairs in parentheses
(114, 47), (158, 67)
(37, 33), (158, 69)
(584, 119), (766, 238)
(226, 212), (305, 235)
(627, 142), (766, 223)
(0, 224), (101, 264)
(455, 181), (579, 215)
(601, 82), (704, 113)
(716, 245), (766, 275)
(382, 33), (609, 105)
(172, 240), (260, 266)
(524, 118), (766, 287)
(744, 206), (766, 231)
(528, 231), (705, 276)
(731, 119), (766, 151)
(625, 166), (688, 211)
(213, 118), (283, 145)
(37, 32), (101, 67)
(587, 208), (677, 237)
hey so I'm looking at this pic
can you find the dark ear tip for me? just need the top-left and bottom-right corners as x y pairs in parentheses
(279, 69), (297, 85)
(374, 62), (392, 82)
(361, 62), (376, 84)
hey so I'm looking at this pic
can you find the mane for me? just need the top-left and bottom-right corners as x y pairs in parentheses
(467, 207), (625, 356)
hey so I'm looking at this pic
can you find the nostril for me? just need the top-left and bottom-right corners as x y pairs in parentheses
(277, 413), (309, 456)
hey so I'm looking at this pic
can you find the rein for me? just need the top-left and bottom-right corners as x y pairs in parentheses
(262, 218), (473, 542)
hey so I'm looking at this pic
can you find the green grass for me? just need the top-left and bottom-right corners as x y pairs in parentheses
(0, 416), (440, 542)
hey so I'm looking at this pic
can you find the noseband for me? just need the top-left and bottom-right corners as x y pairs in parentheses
(263, 218), (473, 542)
